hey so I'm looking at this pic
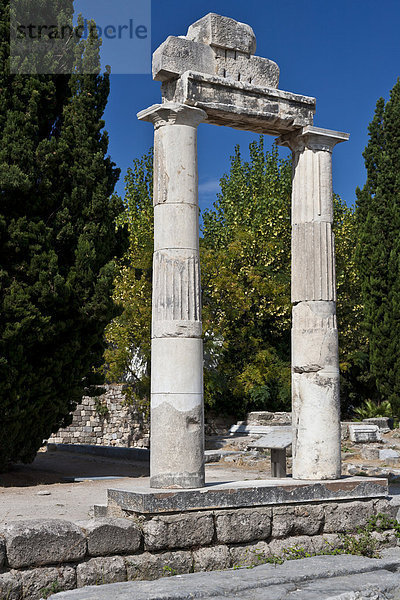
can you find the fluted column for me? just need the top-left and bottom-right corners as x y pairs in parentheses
(278, 126), (349, 480)
(138, 102), (207, 489)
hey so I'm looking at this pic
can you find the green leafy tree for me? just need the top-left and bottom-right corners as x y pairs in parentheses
(104, 150), (153, 406)
(355, 79), (400, 414)
(0, 0), (126, 468)
(201, 139), (292, 416)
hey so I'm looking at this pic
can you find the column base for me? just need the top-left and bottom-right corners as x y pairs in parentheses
(150, 471), (205, 489)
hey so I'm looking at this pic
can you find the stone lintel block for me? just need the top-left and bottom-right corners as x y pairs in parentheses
(192, 545), (230, 572)
(125, 550), (193, 581)
(0, 572), (22, 600)
(161, 71), (315, 135)
(349, 424), (381, 443)
(272, 505), (324, 538)
(76, 556), (126, 587)
(246, 411), (292, 426)
(107, 477), (388, 514)
(77, 519), (141, 557)
(323, 500), (377, 533)
(21, 566), (76, 598)
(186, 13), (257, 55)
(2, 519), (86, 569)
(363, 417), (393, 431)
(213, 49), (279, 88)
(143, 512), (214, 551)
(153, 34), (279, 88)
(153, 36), (215, 82)
(215, 507), (272, 544)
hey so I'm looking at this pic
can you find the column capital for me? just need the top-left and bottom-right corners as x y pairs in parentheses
(277, 126), (349, 153)
(137, 102), (207, 129)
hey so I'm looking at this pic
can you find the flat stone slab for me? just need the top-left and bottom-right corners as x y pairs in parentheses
(229, 424), (290, 435)
(49, 550), (400, 599)
(349, 424), (382, 443)
(106, 477), (388, 514)
(247, 428), (292, 449)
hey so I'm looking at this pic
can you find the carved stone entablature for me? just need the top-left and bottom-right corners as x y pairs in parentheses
(162, 71), (316, 135)
(152, 14), (316, 135)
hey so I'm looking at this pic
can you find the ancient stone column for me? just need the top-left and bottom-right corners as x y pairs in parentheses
(278, 126), (349, 480)
(137, 102), (207, 489)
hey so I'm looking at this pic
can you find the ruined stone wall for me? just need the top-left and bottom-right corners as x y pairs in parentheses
(48, 384), (149, 448)
(0, 498), (397, 599)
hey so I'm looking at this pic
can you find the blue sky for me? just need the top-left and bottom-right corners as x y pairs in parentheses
(92, 0), (400, 214)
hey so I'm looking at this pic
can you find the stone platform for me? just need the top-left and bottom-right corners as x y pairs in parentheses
(101, 477), (388, 515)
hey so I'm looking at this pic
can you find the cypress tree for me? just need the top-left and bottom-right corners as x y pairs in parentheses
(0, 0), (126, 468)
(356, 79), (400, 413)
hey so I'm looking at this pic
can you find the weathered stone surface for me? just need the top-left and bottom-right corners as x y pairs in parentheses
(125, 550), (192, 581)
(213, 49), (279, 87)
(143, 512), (214, 551)
(0, 534), (5, 567)
(186, 13), (256, 54)
(374, 498), (400, 519)
(246, 412), (291, 426)
(363, 417), (393, 431)
(0, 572), (22, 600)
(108, 477), (388, 514)
(2, 519), (86, 568)
(215, 507), (272, 544)
(268, 535), (315, 556)
(161, 72), (315, 135)
(275, 126), (349, 481)
(361, 446), (380, 460)
(46, 551), (400, 600)
(311, 534), (343, 554)
(229, 541), (271, 568)
(379, 449), (400, 460)
(78, 518), (141, 557)
(137, 102), (207, 491)
(21, 566), (76, 599)
(247, 429), (291, 449)
(371, 529), (398, 548)
(192, 545), (230, 572)
(153, 36), (214, 82)
(349, 424), (381, 443)
(323, 501), (376, 533)
(272, 505), (324, 538)
(76, 556), (126, 587)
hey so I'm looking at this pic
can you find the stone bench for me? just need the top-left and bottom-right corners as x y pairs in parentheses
(247, 427), (292, 477)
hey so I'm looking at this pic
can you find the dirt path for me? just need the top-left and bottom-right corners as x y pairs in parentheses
(0, 449), (269, 524)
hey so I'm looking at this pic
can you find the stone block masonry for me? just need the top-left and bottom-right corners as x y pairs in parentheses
(0, 497), (398, 599)
(48, 384), (149, 448)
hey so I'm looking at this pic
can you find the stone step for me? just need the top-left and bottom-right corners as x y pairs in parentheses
(49, 551), (400, 599)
